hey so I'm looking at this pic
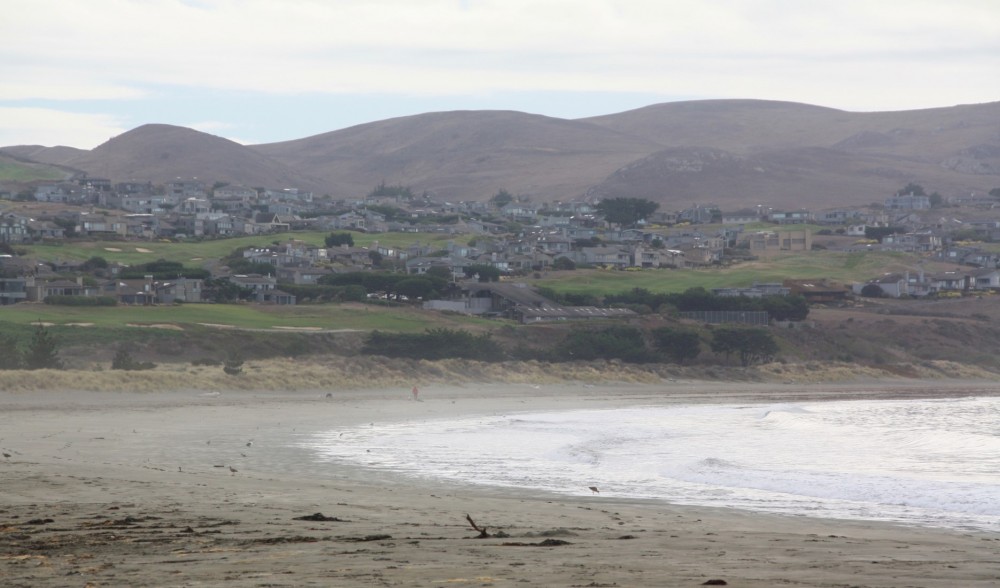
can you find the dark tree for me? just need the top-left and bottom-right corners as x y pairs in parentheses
(425, 265), (453, 281)
(552, 257), (576, 270)
(596, 198), (659, 227)
(898, 183), (926, 196)
(24, 323), (62, 370)
(464, 264), (501, 282)
(490, 189), (514, 208)
(761, 295), (810, 321)
(865, 226), (903, 242)
(325, 232), (355, 247)
(80, 256), (109, 271)
(395, 277), (436, 300)
(710, 327), (778, 367)
(557, 326), (655, 363)
(651, 328), (701, 363)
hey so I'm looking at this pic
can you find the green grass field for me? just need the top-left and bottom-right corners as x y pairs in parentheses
(0, 160), (66, 183)
(20, 230), (459, 266)
(0, 300), (496, 332)
(535, 250), (924, 296)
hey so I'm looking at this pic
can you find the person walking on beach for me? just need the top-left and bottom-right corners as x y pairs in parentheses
(411, 385), (420, 401)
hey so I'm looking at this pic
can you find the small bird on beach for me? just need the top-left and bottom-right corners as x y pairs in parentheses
(3, 452), (11, 460)
(589, 486), (600, 494)
(229, 466), (238, 475)
(246, 441), (253, 447)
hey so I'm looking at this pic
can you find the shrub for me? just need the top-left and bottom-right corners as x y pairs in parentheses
(555, 326), (655, 363)
(111, 347), (156, 371)
(651, 328), (701, 363)
(23, 323), (62, 370)
(710, 327), (778, 367)
(191, 357), (221, 366)
(223, 351), (244, 375)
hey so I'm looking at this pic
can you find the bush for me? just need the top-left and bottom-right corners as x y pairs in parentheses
(111, 347), (156, 371)
(23, 323), (62, 370)
(710, 327), (778, 367)
(191, 357), (221, 366)
(651, 328), (701, 363)
(223, 351), (244, 375)
(555, 326), (655, 363)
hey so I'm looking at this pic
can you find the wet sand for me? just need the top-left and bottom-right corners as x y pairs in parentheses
(2, 381), (999, 587)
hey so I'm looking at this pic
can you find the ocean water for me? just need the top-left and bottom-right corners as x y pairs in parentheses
(304, 396), (1000, 533)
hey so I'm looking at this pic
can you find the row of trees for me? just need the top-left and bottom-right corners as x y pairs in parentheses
(539, 286), (810, 322)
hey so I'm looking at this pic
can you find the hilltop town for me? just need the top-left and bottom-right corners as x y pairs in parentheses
(3, 174), (1000, 316)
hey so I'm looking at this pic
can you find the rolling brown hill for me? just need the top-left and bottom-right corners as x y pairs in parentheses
(5, 100), (999, 209)
(6, 124), (327, 192)
(251, 110), (662, 201)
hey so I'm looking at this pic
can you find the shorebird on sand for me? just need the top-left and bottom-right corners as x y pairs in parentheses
(229, 466), (238, 475)
(589, 486), (600, 494)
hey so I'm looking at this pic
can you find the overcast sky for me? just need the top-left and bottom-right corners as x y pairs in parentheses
(2, 0), (998, 149)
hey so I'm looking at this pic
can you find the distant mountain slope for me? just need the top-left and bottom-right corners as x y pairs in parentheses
(3, 100), (999, 209)
(58, 124), (325, 190)
(582, 100), (1000, 207)
(251, 110), (661, 201)
(1, 145), (90, 166)
(0, 151), (74, 184)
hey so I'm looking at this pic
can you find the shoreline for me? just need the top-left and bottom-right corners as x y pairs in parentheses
(3, 381), (1000, 587)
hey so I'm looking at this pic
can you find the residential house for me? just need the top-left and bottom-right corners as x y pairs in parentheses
(0, 276), (27, 304)
(228, 273), (295, 304)
(767, 210), (813, 224)
(154, 277), (204, 303)
(276, 267), (333, 285)
(721, 210), (761, 225)
(744, 229), (812, 253)
(578, 246), (631, 269)
(168, 180), (206, 198)
(885, 192), (931, 210)
(853, 273), (911, 298)
(0, 214), (30, 243)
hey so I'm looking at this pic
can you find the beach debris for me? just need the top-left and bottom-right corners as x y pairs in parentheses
(246, 441), (253, 447)
(325, 393), (333, 398)
(589, 486), (600, 494)
(702, 581), (728, 586)
(465, 513), (492, 538)
(293, 512), (347, 522)
(341, 534), (392, 542)
(500, 539), (572, 547)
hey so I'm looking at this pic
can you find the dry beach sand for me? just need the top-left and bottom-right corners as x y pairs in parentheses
(2, 381), (999, 587)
